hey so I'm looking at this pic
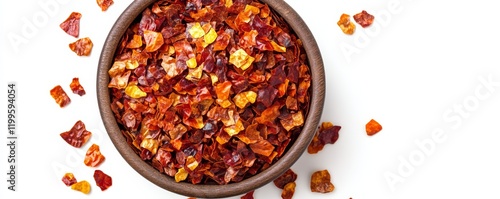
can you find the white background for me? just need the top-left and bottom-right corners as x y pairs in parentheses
(1, 0), (500, 198)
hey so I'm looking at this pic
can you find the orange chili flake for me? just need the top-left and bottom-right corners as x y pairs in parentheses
(69, 77), (86, 96)
(50, 85), (71, 108)
(84, 143), (106, 167)
(62, 172), (77, 186)
(337, 13), (356, 35)
(60, 12), (81, 38)
(310, 170), (335, 193)
(96, 0), (113, 11)
(365, 119), (382, 136)
(281, 182), (296, 199)
(69, 37), (93, 56)
(143, 30), (164, 52)
(353, 10), (375, 28)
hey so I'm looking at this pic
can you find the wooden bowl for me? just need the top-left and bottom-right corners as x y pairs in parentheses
(97, 0), (325, 198)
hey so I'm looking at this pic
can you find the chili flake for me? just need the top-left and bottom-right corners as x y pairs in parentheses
(84, 143), (106, 167)
(50, 85), (71, 108)
(93, 170), (112, 191)
(308, 122), (341, 154)
(281, 182), (296, 199)
(69, 37), (93, 56)
(337, 13), (356, 35)
(96, 0), (113, 11)
(366, 119), (382, 136)
(274, 169), (297, 189)
(60, 120), (92, 148)
(60, 12), (81, 38)
(310, 170), (335, 193)
(70, 77), (86, 96)
(71, 180), (91, 194)
(62, 172), (77, 186)
(353, 10), (375, 28)
(229, 49), (255, 70)
(241, 190), (255, 199)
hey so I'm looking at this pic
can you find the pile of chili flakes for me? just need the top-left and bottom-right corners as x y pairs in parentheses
(109, 0), (312, 185)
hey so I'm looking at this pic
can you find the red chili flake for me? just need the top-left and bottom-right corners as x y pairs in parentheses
(60, 120), (92, 148)
(337, 13), (356, 35)
(240, 190), (255, 199)
(310, 170), (335, 193)
(70, 77), (86, 96)
(62, 172), (77, 186)
(84, 143), (106, 167)
(353, 10), (375, 28)
(96, 0), (114, 11)
(109, 0), (312, 185)
(274, 169), (297, 189)
(69, 37), (93, 56)
(281, 182), (296, 199)
(93, 170), (112, 191)
(50, 85), (71, 108)
(307, 122), (341, 154)
(366, 119), (382, 136)
(59, 12), (81, 38)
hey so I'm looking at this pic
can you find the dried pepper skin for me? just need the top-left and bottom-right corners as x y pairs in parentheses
(310, 170), (335, 193)
(69, 37), (93, 56)
(97, 0), (114, 11)
(62, 173), (77, 186)
(60, 120), (92, 148)
(71, 180), (91, 194)
(337, 13), (356, 35)
(84, 143), (106, 167)
(109, 0), (312, 185)
(273, 169), (297, 189)
(240, 190), (255, 199)
(353, 10), (375, 28)
(281, 182), (296, 199)
(60, 12), (81, 38)
(93, 170), (112, 191)
(307, 122), (341, 154)
(70, 77), (86, 96)
(366, 119), (382, 136)
(50, 85), (71, 108)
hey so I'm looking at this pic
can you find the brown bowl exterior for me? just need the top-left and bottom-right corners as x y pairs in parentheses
(96, 0), (325, 198)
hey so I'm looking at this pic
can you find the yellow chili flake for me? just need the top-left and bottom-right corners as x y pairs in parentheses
(108, 60), (126, 77)
(125, 84), (147, 98)
(233, 91), (257, 109)
(203, 28), (218, 47)
(229, 49), (255, 70)
(271, 41), (286, 52)
(186, 57), (198, 69)
(209, 73), (219, 84)
(140, 137), (159, 155)
(225, 0), (233, 8)
(186, 64), (203, 80)
(175, 167), (188, 182)
(216, 98), (233, 108)
(224, 119), (245, 136)
(71, 180), (91, 194)
(186, 156), (199, 171)
(189, 22), (205, 39)
(125, 59), (139, 69)
(337, 13), (356, 35)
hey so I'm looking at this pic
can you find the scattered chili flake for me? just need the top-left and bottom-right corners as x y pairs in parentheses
(365, 119), (382, 136)
(337, 13), (356, 35)
(62, 172), (77, 186)
(353, 10), (375, 28)
(69, 37), (93, 56)
(60, 120), (92, 148)
(96, 0), (113, 11)
(307, 122), (341, 154)
(50, 85), (71, 108)
(84, 143), (106, 167)
(60, 12), (81, 38)
(310, 170), (335, 193)
(274, 169), (297, 189)
(71, 180), (91, 194)
(109, 0), (312, 185)
(93, 170), (112, 191)
(70, 77), (86, 96)
(281, 182), (296, 199)
(241, 190), (255, 199)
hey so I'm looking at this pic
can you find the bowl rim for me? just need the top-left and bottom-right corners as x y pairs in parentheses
(96, 0), (325, 198)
